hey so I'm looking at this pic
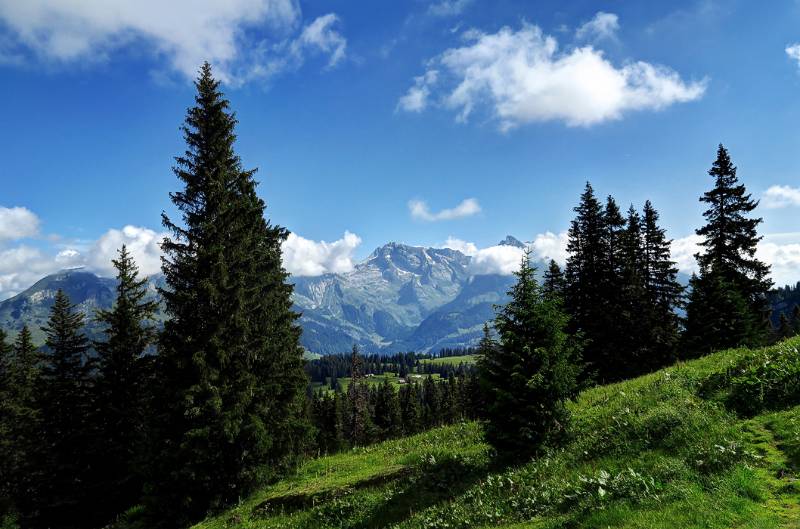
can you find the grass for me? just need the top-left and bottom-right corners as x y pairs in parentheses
(315, 373), (442, 394)
(123, 338), (800, 529)
(420, 355), (477, 366)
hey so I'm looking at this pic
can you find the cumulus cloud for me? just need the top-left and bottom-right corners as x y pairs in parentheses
(530, 231), (568, 264)
(575, 12), (619, 42)
(282, 231), (361, 276)
(0, 0), (346, 83)
(445, 231), (567, 276)
(87, 225), (167, 277)
(397, 70), (438, 113)
(0, 206), (40, 241)
(409, 198), (481, 221)
(670, 234), (703, 275)
(441, 236), (478, 256)
(399, 23), (706, 130)
(427, 0), (473, 17)
(469, 244), (525, 275)
(762, 185), (800, 209)
(786, 43), (800, 68)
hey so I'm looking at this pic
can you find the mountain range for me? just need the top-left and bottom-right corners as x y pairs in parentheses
(0, 237), (529, 355)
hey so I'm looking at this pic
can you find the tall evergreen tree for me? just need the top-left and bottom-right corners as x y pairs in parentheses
(542, 260), (565, 298)
(373, 378), (401, 440)
(1, 327), (40, 525)
(37, 290), (93, 528)
(0, 329), (14, 518)
(91, 245), (159, 523)
(479, 252), (582, 456)
(684, 145), (772, 352)
(150, 63), (309, 524)
(564, 182), (624, 381)
(640, 201), (683, 367)
(346, 345), (372, 446)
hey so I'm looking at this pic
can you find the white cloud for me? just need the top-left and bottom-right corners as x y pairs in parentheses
(409, 197), (481, 221)
(0, 0), (346, 83)
(282, 231), (361, 277)
(575, 12), (619, 42)
(399, 23), (707, 129)
(670, 234), (703, 275)
(469, 245), (526, 276)
(428, 0), (473, 17)
(762, 185), (800, 209)
(441, 236), (478, 256)
(397, 70), (438, 113)
(758, 236), (800, 287)
(0, 206), (40, 241)
(291, 13), (346, 68)
(445, 231), (567, 276)
(530, 231), (568, 264)
(87, 225), (166, 277)
(786, 43), (800, 68)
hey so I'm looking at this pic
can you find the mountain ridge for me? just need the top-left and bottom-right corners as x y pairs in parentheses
(0, 238), (525, 354)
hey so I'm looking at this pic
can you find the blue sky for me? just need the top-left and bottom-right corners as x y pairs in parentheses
(2, 0), (800, 298)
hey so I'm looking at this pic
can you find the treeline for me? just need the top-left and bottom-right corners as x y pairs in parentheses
(309, 348), (480, 453)
(305, 349), (475, 386)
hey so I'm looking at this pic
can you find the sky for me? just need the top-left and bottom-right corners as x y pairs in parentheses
(2, 0), (800, 299)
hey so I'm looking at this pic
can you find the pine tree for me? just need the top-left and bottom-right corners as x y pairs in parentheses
(422, 376), (441, 428)
(37, 290), (93, 528)
(684, 145), (772, 352)
(0, 329), (14, 517)
(479, 252), (582, 456)
(346, 345), (372, 446)
(91, 245), (159, 522)
(150, 63), (309, 523)
(793, 305), (800, 336)
(615, 205), (649, 378)
(565, 183), (608, 381)
(1, 327), (40, 525)
(641, 200), (683, 367)
(542, 260), (565, 298)
(373, 378), (401, 440)
(400, 382), (422, 435)
(776, 313), (793, 340)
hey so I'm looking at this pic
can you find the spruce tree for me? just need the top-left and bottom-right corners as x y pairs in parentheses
(684, 145), (772, 352)
(151, 63), (309, 523)
(542, 260), (565, 298)
(92, 245), (159, 522)
(565, 183), (607, 381)
(1, 327), (40, 525)
(793, 305), (800, 335)
(615, 205), (649, 378)
(776, 313), (793, 340)
(0, 329), (14, 517)
(346, 345), (372, 446)
(641, 201), (683, 367)
(479, 252), (582, 456)
(373, 378), (401, 440)
(38, 290), (93, 528)
(400, 383), (422, 435)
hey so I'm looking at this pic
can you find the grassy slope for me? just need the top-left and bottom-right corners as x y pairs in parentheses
(138, 339), (800, 529)
(420, 355), (477, 366)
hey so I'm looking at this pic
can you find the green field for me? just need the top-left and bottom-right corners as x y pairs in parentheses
(119, 338), (800, 529)
(420, 354), (477, 366)
(313, 373), (442, 394)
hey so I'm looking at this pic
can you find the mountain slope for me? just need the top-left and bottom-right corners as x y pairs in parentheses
(114, 337), (800, 529)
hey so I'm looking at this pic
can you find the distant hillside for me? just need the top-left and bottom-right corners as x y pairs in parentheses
(114, 338), (799, 529)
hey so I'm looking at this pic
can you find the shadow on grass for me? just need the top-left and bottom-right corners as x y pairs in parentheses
(351, 456), (490, 529)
